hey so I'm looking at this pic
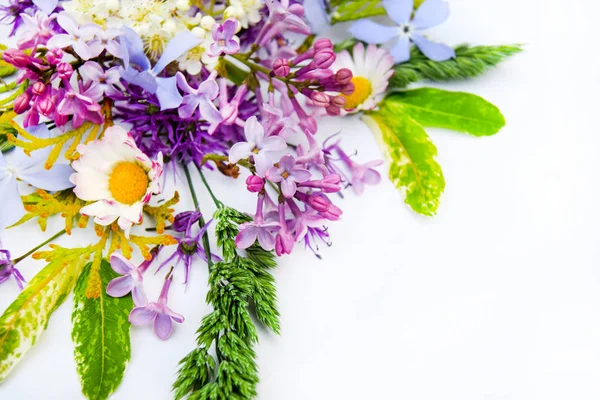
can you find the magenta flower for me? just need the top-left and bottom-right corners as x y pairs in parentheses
(16, 11), (55, 50)
(236, 195), (280, 250)
(175, 72), (222, 132)
(209, 19), (240, 56)
(81, 61), (121, 95)
(229, 116), (287, 176)
(106, 252), (155, 306)
(56, 80), (104, 128)
(46, 12), (96, 60)
(256, 0), (311, 46)
(129, 273), (184, 340)
(262, 94), (300, 139)
(87, 26), (124, 58)
(266, 155), (311, 198)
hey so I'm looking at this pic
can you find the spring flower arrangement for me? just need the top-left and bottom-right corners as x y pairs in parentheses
(0, 0), (520, 398)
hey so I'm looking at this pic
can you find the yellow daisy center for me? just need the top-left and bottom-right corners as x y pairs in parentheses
(342, 76), (372, 109)
(109, 162), (150, 205)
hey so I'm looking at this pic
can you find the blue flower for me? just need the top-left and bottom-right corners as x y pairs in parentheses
(119, 27), (201, 111)
(348, 0), (455, 63)
(0, 124), (75, 230)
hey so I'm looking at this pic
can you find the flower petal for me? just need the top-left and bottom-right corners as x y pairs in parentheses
(257, 228), (276, 251)
(153, 312), (173, 340)
(106, 275), (135, 297)
(18, 164), (75, 191)
(348, 20), (398, 44)
(164, 306), (185, 323)
(236, 225), (258, 249)
(390, 37), (411, 63)
(110, 252), (135, 274)
(132, 285), (147, 306)
(129, 306), (156, 325)
(152, 31), (202, 75)
(382, 0), (414, 25)
(156, 76), (183, 110)
(32, 0), (58, 14)
(411, 33), (455, 61)
(228, 142), (254, 163)
(280, 178), (297, 198)
(244, 116), (263, 144)
(261, 136), (287, 152)
(412, 0), (450, 30)
(253, 152), (273, 177)
(0, 177), (25, 230)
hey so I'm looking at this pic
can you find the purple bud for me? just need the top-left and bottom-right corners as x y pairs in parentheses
(322, 174), (341, 193)
(288, 4), (305, 18)
(246, 175), (264, 193)
(341, 82), (355, 95)
(46, 48), (64, 65)
(272, 58), (290, 77)
(275, 232), (294, 256)
(14, 93), (31, 114)
(313, 38), (333, 52)
(311, 92), (330, 107)
(3, 49), (31, 68)
(173, 211), (202, 233)
(36, 95), (55, 116)
(300, 116), (318, 135)
(336, 68), (353, 85)
(32, 81), (46, 96)
(308, 195), (330, 212)
(313, 49), (335, 69)
(326, 105), (341, 116)
(321, 203), (343, 221)
(56, 62), (73, 79)
(331, 96), (346, 108)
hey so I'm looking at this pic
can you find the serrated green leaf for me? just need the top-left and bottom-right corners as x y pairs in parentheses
(72, 259), (133, 400)
(0, 252), (87, 381)
(390, 44), (523, 89)
(364, 107), (444, 216)
(387, 88), (506, 136)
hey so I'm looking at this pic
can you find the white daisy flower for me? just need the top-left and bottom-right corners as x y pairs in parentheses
(71, 125), (163, 235)
(332, 42), (395, 112)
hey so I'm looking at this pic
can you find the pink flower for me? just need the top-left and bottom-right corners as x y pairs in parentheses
(46, 12), (96, 60)
(81, 61), (121, 95)
(266, 154), (311, 198)
(229, 116), (286, 176)
(56, 80), (104, 128)
(235, 194), (280, 250)
(106, 252), (155, 306)
(17, 11), (55, 50)
(129, 273), (184, 340)
(209, 19), (240, 56)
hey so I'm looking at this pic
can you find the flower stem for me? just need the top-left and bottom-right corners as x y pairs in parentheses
(13, 228), (67, 265)
(195, 163), (222, 209)
(182, 163), (214, 268)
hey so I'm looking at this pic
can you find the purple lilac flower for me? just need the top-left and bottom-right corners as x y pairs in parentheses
(17, 11), (55, 50)
(209, 19), (240, 56)
(349, 0), (455, 63)
(229, 116), (287, 176)
(81, 61), (121, 95)
(0, 124), (75, 229)
(87, 26), (124, 58)
(120, 27), (201, 110)
(266, 154), (311, 198)
(0, 245), (25, 289)
(56, 80), (104, 128)
(106, 251), (158, 306)
(175, 72), (222, 132)
(129, 272), (184, 340)
(257, 0), (311, 46)
(236, 195), (281, 250)
(334, 146), (384, 195)
(262, 94), (300, 139)
(46, 12), (97, 60)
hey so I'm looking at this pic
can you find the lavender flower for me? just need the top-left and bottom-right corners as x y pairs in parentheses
(349, 0), (455, 63)
(257, 0), (311, 46)
(46, 12), (97, 60)
(81, 61), (120, 96)
(17, 11), (55, 50)
(266, 154), (311, 198)
(0, 245), (25, 290)
(236, 195), (280, 250)
(106, 251), (157, 306)
(87, 26), (124, 58)
(229, 116), (286, 176)
(209, 19), (240, 56)
(129, 272), (184, 340)
(175, 72), (222, 132)
(56, 80), (104, 128)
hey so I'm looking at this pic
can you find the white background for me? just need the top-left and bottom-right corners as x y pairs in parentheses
(2, 0), (600, 399)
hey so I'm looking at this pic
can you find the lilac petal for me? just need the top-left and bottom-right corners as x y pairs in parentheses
(176, 72), (195, 94)
(198, 79), (219, 99)
(266, 166), (284, 182)
(236, 225), (259, 249)
(0, 177), (25, 230)
(81, 61), (104, 81)
(348, 20), (398, 44)
(122, 68), (157, 93)
(244, 116), (263, 144)
(153, 312), (173, 340)
(129, 306), (157, 325)
(352, 179), (365, 195)
(221, 19), (238, 38)
(19, 164), (75, 191)
(362, 169), (382, 185)
(198, 97), (223, 125)
(56, 12), (78, 34)
(257, 228), (276, 251)
(156, 76), (183, 110)
(152, 31), (202, 75)
(228, 142), (254, 163)
(46, 34), (73, 49)
(106, 275), (135, 297)
(164, 306), (185, 323)
(132, 285), (147, 306)
(32, 0), (58, 14)
(279, 154), (295, 170)
(411, 33), (455, 61)
(120, 27), (151, 71)
(412, 0), (450, 30)
(72, 40), (92, 60)
(261, 136), (287, 152)
(105, 40), (124, 58)
(290, 168), (311, 183)
(110, 252), (135, 274)
(390, 37), (411, 63)
(253, 152), (273, 177)
(280, 178), (297, 198)
(224, 40), (240, 54)
(383, 0), (414, 25)
(178, 96), (201, 119)
(86, 41), (104, 59)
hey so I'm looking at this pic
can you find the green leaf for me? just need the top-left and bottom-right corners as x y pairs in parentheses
(0, 44), (17, 78)
(386, 88), (506, 136)
(0, 110), (17, 152)
(0, 251), (87, 381)
(364, 107), (444, 216)
(390, 44), (523, 89)
(72, 259), (133, 400)
(330, 0), (385, 24)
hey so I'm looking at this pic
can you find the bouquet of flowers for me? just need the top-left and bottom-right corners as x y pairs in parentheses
(0, 0), (520, 398)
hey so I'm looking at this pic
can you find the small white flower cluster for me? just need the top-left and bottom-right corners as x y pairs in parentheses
(61, 0), (257, 74)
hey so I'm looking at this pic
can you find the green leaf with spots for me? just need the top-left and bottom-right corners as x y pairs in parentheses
(0, 249), (88, 381)
(387, 88), (506, 136)
(330, 0), (385, 24)
(72, 259), (133, 400)
(364, 103), (444, 216)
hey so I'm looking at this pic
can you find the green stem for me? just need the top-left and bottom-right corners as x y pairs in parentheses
(182, 163), (214, 268)
(13, 228), (67, 265)
(195, 163), (222, 209)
